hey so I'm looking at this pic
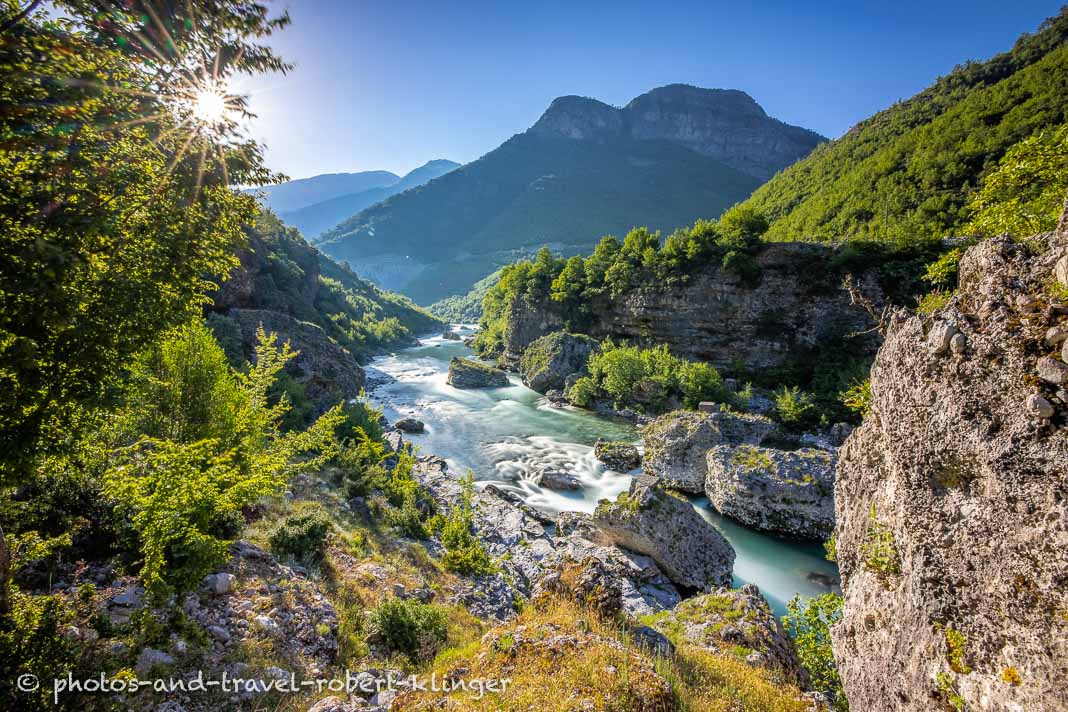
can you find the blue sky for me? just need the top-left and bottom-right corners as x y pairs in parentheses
(241, 0), (1061, 180)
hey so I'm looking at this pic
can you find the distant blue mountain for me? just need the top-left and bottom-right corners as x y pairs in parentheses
(280, 159), (461, 241)
(247, 170), (400, 214)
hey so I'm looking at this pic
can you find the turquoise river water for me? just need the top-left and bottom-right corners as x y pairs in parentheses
(367, 327), (840, 616)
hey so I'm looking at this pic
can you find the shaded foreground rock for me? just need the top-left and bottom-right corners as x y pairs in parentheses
(445, 356), (510, 388)
(519, 330), (598, 393)
(832, 232), (1068, 712)
(705, 445), (835, 540)
(590, 475), (734, 592)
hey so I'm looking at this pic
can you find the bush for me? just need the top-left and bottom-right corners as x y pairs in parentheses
(860, 503), (900, 584)
(773, 386), (818, 430)
(105, 322), (343, 596)
(783, 593), (848, 712)
(721, 250), (761, 285)
(0, 593), (86, 711)
(839, 379), (872, 417)
(584, 342), (732, 413)
(370, 598), (448, 661)
(439, 473), (495, 576)
(269, 509), (333, 565)
(565, 376), (598, 407)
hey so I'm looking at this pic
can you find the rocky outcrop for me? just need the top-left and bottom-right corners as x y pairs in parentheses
(411, 457), (681, 620)
(226, 309), (364, 413)
(590, 475), (735, 592)
(593, 440), (642, 472)
(519, 331), (598, 393)
(531, 84), (825, 181)
(394, 417), (424, 433)
(831, 231), (1068, 711)
(705, 445), (836, 540)
(651, 583), (807, 687)
(708, 408), (775, 446)
(641, 411), (723, 492)
(445, 356), (510, 388)
(499, 242), (883, 373)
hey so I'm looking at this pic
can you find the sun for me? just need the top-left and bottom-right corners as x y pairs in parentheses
(192, 85), (230, 125)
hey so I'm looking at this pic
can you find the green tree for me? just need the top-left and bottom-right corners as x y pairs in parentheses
(718, 204), (769, 249)
(106, 322), (342, 595)
(965, 123), (1068, 236)
(0, 0), (290, 483)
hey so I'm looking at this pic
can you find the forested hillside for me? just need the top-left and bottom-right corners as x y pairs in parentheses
(210, 212), (442, 362)
(742, 8), (1068, 241)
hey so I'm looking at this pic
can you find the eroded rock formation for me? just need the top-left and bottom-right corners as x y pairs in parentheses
(832, 226), (1068, 711)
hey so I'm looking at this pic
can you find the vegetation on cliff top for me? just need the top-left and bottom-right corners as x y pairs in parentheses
(739, 7), (1068, 242)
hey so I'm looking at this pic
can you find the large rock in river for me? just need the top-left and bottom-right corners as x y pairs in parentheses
(590, 475), (734, 592)
(831, 230), (1068, 712)
(641, 409), (773, 492)
(705, 445), (835, 540)
(446, 356), (510, 388)
(593, 440), (641, 471)
(519, 331), (598, 393)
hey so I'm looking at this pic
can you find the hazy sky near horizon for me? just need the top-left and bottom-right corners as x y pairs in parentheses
(240, 0), (1060, 180)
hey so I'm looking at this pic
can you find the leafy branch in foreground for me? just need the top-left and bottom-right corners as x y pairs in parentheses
(0, 0), (290, 484)
(784, 593), (849, 711)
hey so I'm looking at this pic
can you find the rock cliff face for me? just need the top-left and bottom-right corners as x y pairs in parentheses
(226, 309), (364, 412)
(531, 84), (825, 181)
(831, 224), (1068, 710)
(500, 242), (883, 371)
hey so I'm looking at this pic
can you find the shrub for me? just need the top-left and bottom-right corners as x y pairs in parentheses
(922, 247), (965, 289)
(584, 341), (732, 413)
(860, 503), (900, 584)
(965, 122), (1068, 238)
(936, 672), (966, 712)
(783, 593), (848, 712)
(774, 386), (818, 430)
(269, 509), (333, 565)
(370, 598), (448, 661)
(840, 379), (872, 417)
(917, 290), (951, 315)
(0, 593), (84, 711)
(440, 473), (495, 576)
(105, 322), (343, 596)
(721, 250), (761, 285)
(565, 376), (599, 407)
(945, 628), (971, 674)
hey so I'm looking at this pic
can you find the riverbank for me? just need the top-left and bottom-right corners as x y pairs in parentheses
(366, 327), (839, 615)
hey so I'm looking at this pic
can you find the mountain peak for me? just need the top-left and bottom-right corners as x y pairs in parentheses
(527, 85), (824, 180)
(625, 84), (767, 119)
(529, 95), (624, 139)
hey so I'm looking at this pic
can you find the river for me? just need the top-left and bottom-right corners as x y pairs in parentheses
(367, 327), (840, 616)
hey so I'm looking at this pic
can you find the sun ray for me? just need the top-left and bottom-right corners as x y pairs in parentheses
(193, 141), (207, 202)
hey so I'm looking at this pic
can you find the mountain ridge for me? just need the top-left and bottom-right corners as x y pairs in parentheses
(280, 159), (460, 241)
(318, 84), (823, 303)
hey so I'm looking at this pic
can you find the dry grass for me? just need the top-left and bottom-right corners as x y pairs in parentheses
(394, 596), (811, 712)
